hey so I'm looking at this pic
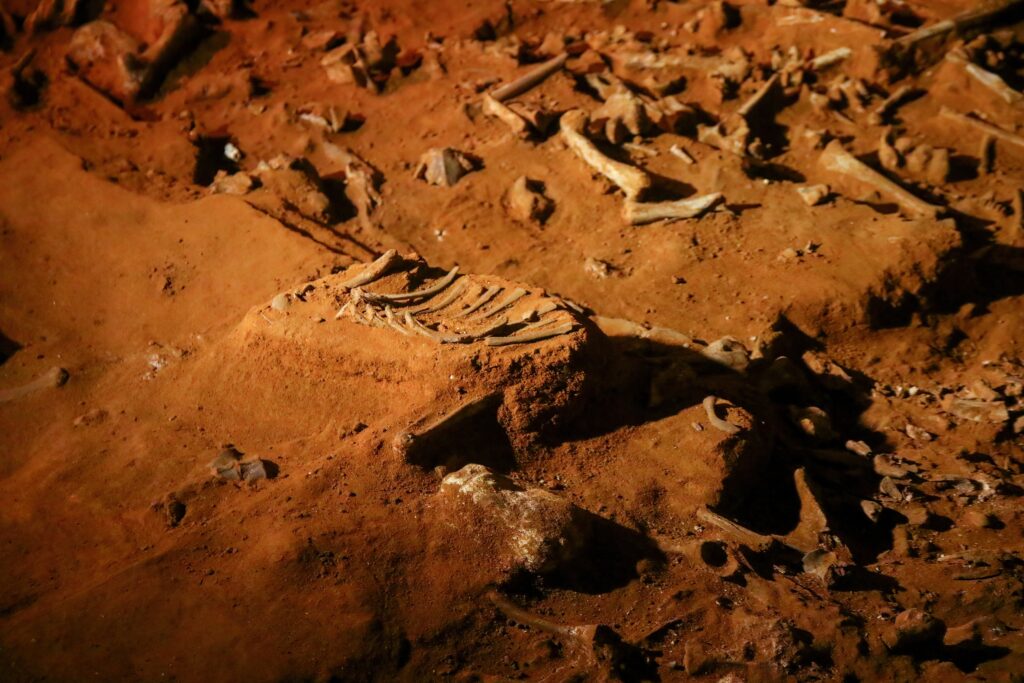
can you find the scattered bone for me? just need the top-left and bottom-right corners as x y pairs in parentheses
(808, 47), (852, 72)
(414, 148), (477, 187)
(702, 336), (750, 370)
(696, 507), (773, 552)
(878, 129), (903, 171)
(66, 21), (146, 104)
(669, 144), (695, 164)
(559, 109), (651, 199)
(210, 170), (255, 196)
(338, 250), (401, 290)
(0, 366), (69, 403)
(490, 52), (568, 102)
(944, 397), (1010, 424)
(482, 93), (531, 138)
(361, 266), (460, 304)
(623, 193), (724, 226)
(869, 85), (921, 125)
(588, 89), (650, 144)
(702, 396), (741, 435)
(940, 107), (1024, 151)
(737, 73), (781, 120)
(819, 141), (941, 218)
(504, 176), (554, 224)
(893, 1), (1024, 51)
(403, 312), (464, 343)
(797, 184), (830, 206)
(789, 405), (836, 442)
(947, 53), (1024, 106)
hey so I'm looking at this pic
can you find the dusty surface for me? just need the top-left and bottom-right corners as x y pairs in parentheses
(2, 0), (1024, 681)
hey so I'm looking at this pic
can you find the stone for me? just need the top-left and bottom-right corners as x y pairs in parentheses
(796, 184), (830, 206)
(414, 148), (477, 187)
(504, 176), (554, 224)
(702, 336), (750, 371)
(66, 21), (146, 104)
(884, 609), (946, 654)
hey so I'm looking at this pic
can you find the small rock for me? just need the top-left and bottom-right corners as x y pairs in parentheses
(271, 293), (291, 311)
(210, 170), (255, 195)
(796, 184), (830, 206)
(845, 439), (872, 457)
(861, 500), (883, 522)
(789, 406), (836, 442)
(210, 447), (243, 480)
(239, 459), (268, 482)
(904, 423), (934, 441)
(802, 548), (846, 585)
(873, 454), (910, 478)
(414, 147), (477, 186)
(504, 175), (554, 224)
(702, 336), (750, 371)
(584, 257), (614, 279)
(943, 396), (1010, 424)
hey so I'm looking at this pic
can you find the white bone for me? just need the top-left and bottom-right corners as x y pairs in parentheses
(559, 109), (651, 199)
(818, 141), (941, 218)
(623, 193), (724, 225)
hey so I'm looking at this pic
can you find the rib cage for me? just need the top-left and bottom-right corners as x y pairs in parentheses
(332, 250), (582, 347)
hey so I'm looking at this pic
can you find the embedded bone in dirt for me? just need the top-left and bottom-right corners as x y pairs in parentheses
(623, 192), (724, 225)
(414, 147), (477, 186)
(559, 109), (651, 199)
(819, 140), (942, 218)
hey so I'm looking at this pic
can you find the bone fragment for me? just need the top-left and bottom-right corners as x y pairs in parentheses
(338, 249), (401, 289)
(808, 47), (851, 71)
(869, 85), (921, 125)
(696, 507), (774, 552)
(669, 144), (695, 164)
(483, 93), (531, 138)
(490, 53), (568, 102)
(0, 366), (69, 403)
(559, 109), (651, 199)
(818, 141), (941, 218)
(394, 393), (502, 463)
(623, 193), (724, 225)
(403, 312), (466, 343)
(702, 396), (741, 435)
(737, 73), (780, 120)
(454, 285), (502, 318)
(947, 53), (1024, 105)
(895, 0), (1024, 49)
(940, 107), (1024, 150)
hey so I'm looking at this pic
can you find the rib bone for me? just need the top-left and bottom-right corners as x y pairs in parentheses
(454, 285), (502, 318)
(475, 287), (527, 319)
(361, 266), (460, 303)
(623, 193), (724, 225)
(407, 279), (469, 314)
(818, 140), (941, 218)
(895, 0), (1024, 49)
(338, 249), (401, 289)
(947, 53), (1024, 105)
(559, 109), (651, 199)
(485, 321), (575, 346)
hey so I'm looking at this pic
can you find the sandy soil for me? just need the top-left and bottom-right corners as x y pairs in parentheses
(2, 0), (1024, 681)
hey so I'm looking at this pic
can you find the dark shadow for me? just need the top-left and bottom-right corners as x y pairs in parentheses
(944, 641), (1011, 673)
(949, 154), (979, 182)
(150, 27), (226, 100)
(402, 394), (518, 473)
(191, 135), (238, 185)
(0, 329), (20, 365)
(743, 160), (805, 183)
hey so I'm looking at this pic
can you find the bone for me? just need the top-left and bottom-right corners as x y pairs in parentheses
(894, 0), (1024, 49)
(807, 47), (851, 71)
(488, 591), (596, 640)
(361, 266), (460, 303)
(737, 73), (781, 120)
(669, 144), (695, 164)
(818, 141), (941, 218)
(339, 249), (401, 289)
(589, 89), (650, 144)
(0, 366), (69, 403)
(407, 279), (470, 315)
(333, 301), (352, 320)
(474, 287), (527, 319)
(559, 109), (652, 199)
(454, 285), (502, 318)
(490, 52), (568, 102)
(869, 85), (922, 125)
(947, 53), (1024, 105)
(696, 507), (774, 552)
(623, 193), (724, 226)
(403, 312), (466, 343)
(384, 306), (412, 335)
(940, 107), (1024, 151)
(485, 321), (575, 346)
(483, 93), (531, 138)
(393, 392), (502, 463)
(702, 396), (741, 435)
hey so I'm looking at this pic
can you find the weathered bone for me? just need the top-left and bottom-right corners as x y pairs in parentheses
(339, 249), (401, 289)
(485, 321), (575, 346)
(483, 93), (531, 138)
(947, 53), (1024, 105)
(623, 193), (724, 226)
(394, 393), (502, 462)
(669, 144), (695, 164)
(869, 85), (920, 125)
(807, 47), (851, 72)
(403, 312), (465, 343)
(414, 148), (476, 186)
(702, 396), (741, 435)
(490, 52), (568, 102)
(0, 366), (69, 403)
(408, 279), (469, 314)
(818, 141), (941, 218)
(940, 106), (1024, 151)
(384, 306), (411, 335)
(737, 73), (781, 120)
(475, 287), (527, 319)
(333, 301), (352, 320)
(696, 507), (775, 552)
(894, 0), (1024, 50)
(361, 266), (460, 303)
(454, 285), (502, 317)
(559, 109), (651, 199)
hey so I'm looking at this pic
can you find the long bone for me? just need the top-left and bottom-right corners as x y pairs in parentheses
(403, 312), (467, 343)
(946, 53), (1024, 105)
(393, 393), (502, 463)
(868, 84), (921, 125)
(485, 321), (575, 346)
(490, 52), (568, 102)
(473, 287), (527, 319)
(818, 140), (941, 218)
(623, 193), (724, 226)
(939, 106), (1024, 150)
(384, 306), (411, 335)
(483, 93), (531, 138)
(338, 249), (401, 289)
(559, 109), (651, 199)
(894, 0), (1024, 50)
(360, 266), (460, 303)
